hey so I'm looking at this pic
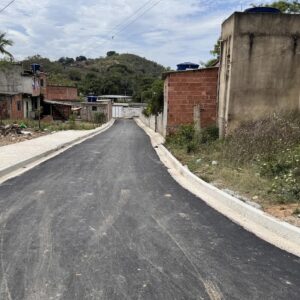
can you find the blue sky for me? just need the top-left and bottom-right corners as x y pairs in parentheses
(0, 0), (263, 68)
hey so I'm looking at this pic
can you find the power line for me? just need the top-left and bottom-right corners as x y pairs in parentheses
(110, 0), (156, 33)
(97, 0), (163, 48)
(0, 0), (16, 14)
(113, 0), (163, 37)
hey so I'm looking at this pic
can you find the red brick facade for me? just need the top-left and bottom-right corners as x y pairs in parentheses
(164, 67), (218, 133)
(0, 96), (10, 119)
(11, 94), (23, 119)
(46, 85), (78, 101)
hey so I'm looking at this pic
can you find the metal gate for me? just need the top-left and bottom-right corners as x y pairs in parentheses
(112, 105), (123, 118)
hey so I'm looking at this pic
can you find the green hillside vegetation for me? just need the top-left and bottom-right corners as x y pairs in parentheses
(22, 52), (166, 101)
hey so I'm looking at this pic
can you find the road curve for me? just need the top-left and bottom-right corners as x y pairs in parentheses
(0, 119), (299, 300)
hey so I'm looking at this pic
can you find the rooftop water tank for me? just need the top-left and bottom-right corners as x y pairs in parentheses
(31, 63), (41, 73)
(177, 62), (199, 71)
(244, 7), (281, 13)
(87, 96), (97, 102)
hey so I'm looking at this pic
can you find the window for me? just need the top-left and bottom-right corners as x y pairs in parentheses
(92, 106), (97, 111)
(17, 101), (21, 111)
(40, 79), (44, 87)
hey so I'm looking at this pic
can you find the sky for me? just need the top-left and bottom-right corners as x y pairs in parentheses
(0, 0), (263, 68)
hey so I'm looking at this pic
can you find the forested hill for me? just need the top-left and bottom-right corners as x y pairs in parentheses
(22, 52), (167, 101)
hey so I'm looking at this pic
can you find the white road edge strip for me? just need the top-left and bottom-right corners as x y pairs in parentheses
(0, 119), (115, 184)
(135, 118), (300, 257)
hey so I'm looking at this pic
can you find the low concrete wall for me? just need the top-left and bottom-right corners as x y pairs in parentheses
(123, 107), (143, 118)
(139, 113), (164, 136)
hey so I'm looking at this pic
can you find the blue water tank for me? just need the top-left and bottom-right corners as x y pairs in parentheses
(244, 7), (281, 13)
(31, 64), (41, 73)
(177, 62), (199, 71)
(87, 96), (97, 102)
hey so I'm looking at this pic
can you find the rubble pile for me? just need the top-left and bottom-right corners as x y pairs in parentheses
(0, 124), (23, 136)
(0, 123), (46, 147)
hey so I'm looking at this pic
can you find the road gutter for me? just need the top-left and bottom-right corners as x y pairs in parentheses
(135, 118), (300, 257)
(0, 119), (115, 183)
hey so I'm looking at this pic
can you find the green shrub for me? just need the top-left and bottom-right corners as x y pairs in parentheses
(200, 126), (219, 143)
(94, 112), (106, 124)
(68, 114), (76, 129)
(187, 140), (198, 153)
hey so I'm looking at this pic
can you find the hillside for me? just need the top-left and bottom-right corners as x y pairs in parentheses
(22, 52), (167, 101)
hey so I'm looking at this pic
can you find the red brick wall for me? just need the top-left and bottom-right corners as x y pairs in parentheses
(0, 96), (10, 119)
(11, 94), (23, 119)
(165, 67), (218, 133)
(46, 85), (78, 101)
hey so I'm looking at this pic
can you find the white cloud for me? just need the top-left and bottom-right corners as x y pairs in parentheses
(0, 0), (262, 68)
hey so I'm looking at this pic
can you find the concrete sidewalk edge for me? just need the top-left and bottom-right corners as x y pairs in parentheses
(135, 117), (300, 257)
(0, 119), (115, 179)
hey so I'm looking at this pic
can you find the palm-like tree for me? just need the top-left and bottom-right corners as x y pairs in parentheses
(0, 32), (13, 59)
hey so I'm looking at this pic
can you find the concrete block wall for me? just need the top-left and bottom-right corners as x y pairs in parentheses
(140, 113), (164, 136)
(218, 12), (300, 136)
(164, 67), (218, 134)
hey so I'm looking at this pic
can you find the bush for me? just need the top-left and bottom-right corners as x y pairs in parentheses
(166, 124), (219, 153)
(94, 112), (106, 124)
(222, 111), (300, 165)
(200, 126), (219, 143)
(68, 114), (76, 129)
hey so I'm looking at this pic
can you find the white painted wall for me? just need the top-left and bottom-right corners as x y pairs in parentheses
(113, 105), (143, 118)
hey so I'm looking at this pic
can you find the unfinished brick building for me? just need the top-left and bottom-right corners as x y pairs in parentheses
(162, 67), (219, 135)
(46, 85), (78, 101)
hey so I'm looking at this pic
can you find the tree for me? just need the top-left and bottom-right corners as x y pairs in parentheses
(256, 1), (300, 13)
(0, 32), (13, 59)
(68, 70), (81, 81)
(107, 51), (117, 57)
(58, 57), (75, 65)
(142, 79), (164, 117)
(76, 55), (87, 61)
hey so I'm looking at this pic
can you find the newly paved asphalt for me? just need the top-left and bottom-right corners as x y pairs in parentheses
(0, 119), (299, 300)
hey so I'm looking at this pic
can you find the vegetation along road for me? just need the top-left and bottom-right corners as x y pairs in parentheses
(0, 119), (299, 300)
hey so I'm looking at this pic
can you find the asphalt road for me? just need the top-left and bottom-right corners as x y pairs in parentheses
(0, 119), (299, 300)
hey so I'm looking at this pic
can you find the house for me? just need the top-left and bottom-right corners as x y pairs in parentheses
(218, 10), (300, 137)
(80, 100), (112, 122)
(0, 63), (46, 120)
(43, 85), (80, 120)
(162, 67), (219, 136)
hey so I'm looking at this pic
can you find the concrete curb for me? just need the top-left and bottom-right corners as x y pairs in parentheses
(0, 119), (115, 179)
(135, 118), (300, 257)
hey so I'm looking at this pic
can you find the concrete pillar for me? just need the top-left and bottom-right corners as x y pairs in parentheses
(193, 104), (201, 132)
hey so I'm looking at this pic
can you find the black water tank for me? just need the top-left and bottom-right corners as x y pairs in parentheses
(245, 7), (281, 13)
(177, 62), (199, 71)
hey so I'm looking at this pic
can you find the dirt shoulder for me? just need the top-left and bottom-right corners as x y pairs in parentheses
(0, 130), (49, 147)
(165, 113), (300, 228)
(167, 145), (300, 228)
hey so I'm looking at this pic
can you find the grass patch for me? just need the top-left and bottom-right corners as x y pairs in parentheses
(1, 118), (99, 132)
(165, 111), (300, 207)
